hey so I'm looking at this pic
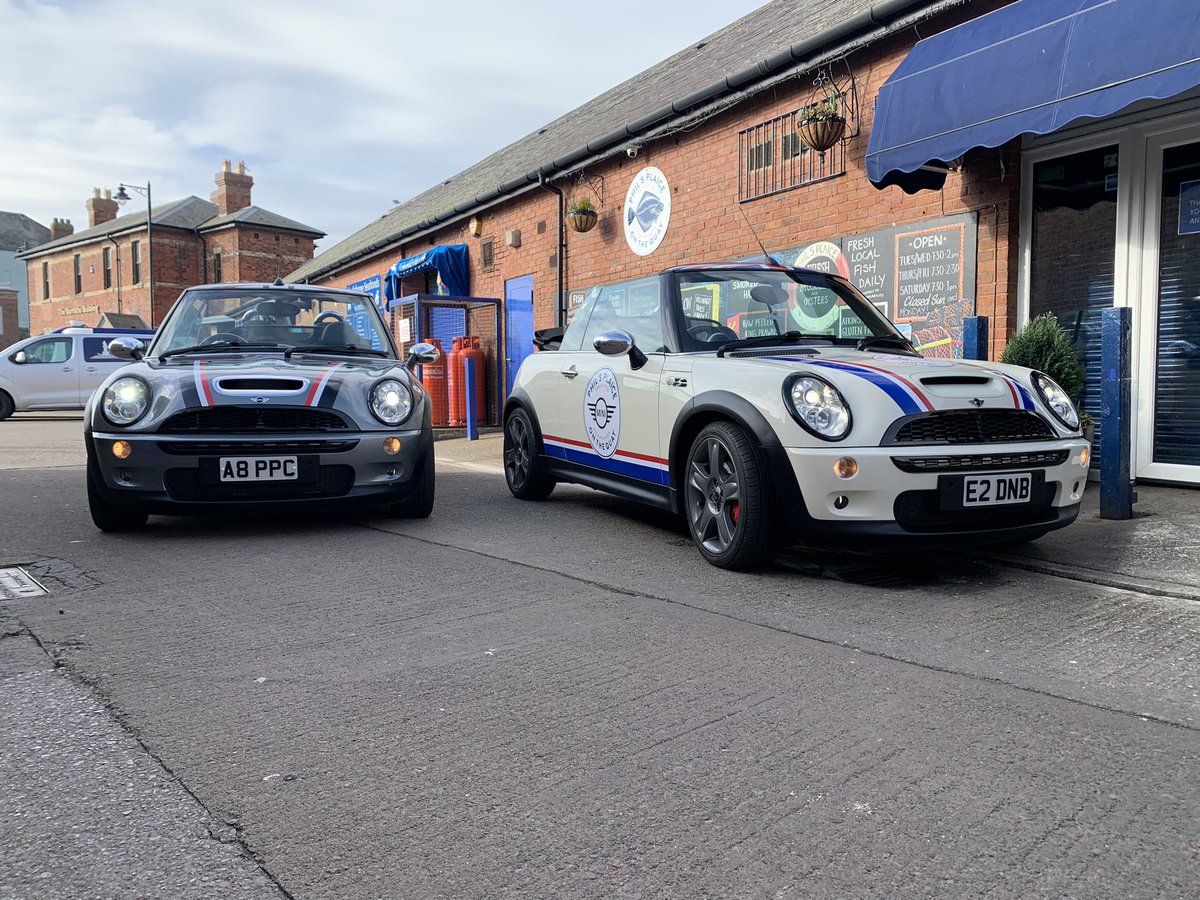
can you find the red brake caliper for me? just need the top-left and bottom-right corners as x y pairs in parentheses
(731, 502), (740, 525)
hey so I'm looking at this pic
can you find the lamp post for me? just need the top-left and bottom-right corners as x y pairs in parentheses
(113, 181), (153, 326)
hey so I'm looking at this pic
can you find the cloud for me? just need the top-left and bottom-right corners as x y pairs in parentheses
(0, 0), (766, 247)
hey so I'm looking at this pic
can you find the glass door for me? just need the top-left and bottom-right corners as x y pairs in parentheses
(1137, 127), (1200, 482)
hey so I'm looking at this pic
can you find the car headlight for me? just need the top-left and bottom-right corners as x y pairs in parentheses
(370, 378), (413, 426)
(784, 373), (852, 440)
(1031, 372), (1080, 430)
(101, 376), (151, 426)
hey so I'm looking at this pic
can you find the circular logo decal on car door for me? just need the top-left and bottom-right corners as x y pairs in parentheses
(583, 367), (621, 458)
(623, 166), (671, 257)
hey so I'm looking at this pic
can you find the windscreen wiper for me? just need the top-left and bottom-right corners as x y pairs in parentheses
(854, 334), (920, 355)
(284, 345), (391, 359)
(715, 331), (834, 358)
(158, 343), (281, 360)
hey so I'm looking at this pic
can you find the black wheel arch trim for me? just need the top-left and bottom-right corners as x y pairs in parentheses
(668, 391), (814, 534)
(503, 389), (548, 453)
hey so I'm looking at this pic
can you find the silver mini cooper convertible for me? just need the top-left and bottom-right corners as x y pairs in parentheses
(85, 281), (438, 531)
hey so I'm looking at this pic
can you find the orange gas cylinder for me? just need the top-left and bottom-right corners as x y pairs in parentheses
(420, 338), (448, 427)
(465, 336), (487, 426)
(447, 337), (466, 426)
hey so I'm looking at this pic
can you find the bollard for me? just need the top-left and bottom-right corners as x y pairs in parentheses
(961, 316), (989, 361)
(464, 356), (479, 441)
(1099, 306), (1133, 519)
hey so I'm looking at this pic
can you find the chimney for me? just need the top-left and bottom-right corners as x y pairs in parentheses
(87, 187), (119, 227)
(49, 218), (74, 241)
(211, 158), (253, 215)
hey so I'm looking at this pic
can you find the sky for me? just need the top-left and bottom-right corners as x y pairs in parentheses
(2, 0), (768, 251)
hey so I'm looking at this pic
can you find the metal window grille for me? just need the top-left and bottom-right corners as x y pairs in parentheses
(738, 106), (846, 202)
(481, 239), (495, 270)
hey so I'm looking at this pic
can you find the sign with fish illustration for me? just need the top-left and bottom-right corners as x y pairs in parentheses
(624, 167), (671, 257)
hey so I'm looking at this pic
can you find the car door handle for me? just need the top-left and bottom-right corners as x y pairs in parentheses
(62, 367), (73, 372)
(86, 366), (99, 373)
(560, 364), (579, 379)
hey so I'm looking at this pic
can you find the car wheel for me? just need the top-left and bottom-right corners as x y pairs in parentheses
(504, 407), (555, 500)
(87, 461), (148, 532)
(390, 446), (435, 518)
(0, 391), (14, 421)
(684, 421), (774, 570)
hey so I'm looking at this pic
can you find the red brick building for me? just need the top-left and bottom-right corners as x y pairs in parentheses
(20, 161), (323, 335)
(290, 0), (1200, 485)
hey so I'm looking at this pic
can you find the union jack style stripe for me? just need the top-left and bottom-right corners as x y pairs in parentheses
(542, 434), (670, 486)
(191, 361), (345, 408)
(983, 369), (1037, 410)
(193, 361), (215, 407)
(305, 363), (344, 407)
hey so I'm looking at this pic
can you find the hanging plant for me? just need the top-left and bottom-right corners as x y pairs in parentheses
(566, 195), (598, 233)
(798, 81), (846, 154)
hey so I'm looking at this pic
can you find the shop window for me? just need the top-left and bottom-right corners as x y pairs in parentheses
(738, 106), (846, 202)
(1029, 144), (1118, 451)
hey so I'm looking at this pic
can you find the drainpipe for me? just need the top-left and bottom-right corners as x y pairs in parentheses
(538, 174), (566, 326)
(106, 235), (122, 314)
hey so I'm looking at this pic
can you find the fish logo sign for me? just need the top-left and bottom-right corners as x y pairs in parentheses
(623, 166), (671, 257)
(582, 367), (621, 458)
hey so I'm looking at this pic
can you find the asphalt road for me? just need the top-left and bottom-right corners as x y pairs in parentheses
(1, 414), (1197, 899)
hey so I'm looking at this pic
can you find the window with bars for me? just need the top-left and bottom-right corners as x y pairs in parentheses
(738, 105), (846, 202)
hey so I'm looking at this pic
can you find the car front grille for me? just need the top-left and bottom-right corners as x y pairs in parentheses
(163, 465), (355, 501)
(892, 489), (1056, 533)
(160, 406), (353, 434)
(890, 449), (1071, 473)
(157, 439), (360, 456)
(884, 410), (1056, 445)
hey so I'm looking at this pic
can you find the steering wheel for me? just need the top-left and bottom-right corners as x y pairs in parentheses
(201, 333), (247, 346)
(315, 311), (345, 325)
(686, 317), (739, 342)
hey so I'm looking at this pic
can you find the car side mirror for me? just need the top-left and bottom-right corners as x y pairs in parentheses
(108, 337), (146, 361)
(593, 329), (648, 370)
(405, 341), (439, 370)
(12, 350), (27, 364)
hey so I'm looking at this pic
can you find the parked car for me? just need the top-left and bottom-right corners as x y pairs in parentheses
(0, 326), (155, 420)
(84, 281), (438, 531)
(503, 263), (1091, 569)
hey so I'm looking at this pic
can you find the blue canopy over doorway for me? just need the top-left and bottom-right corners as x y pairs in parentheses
(383, 244), (470, 301)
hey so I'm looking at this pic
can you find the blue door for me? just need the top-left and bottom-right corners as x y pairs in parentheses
(505, 275), (534, 396)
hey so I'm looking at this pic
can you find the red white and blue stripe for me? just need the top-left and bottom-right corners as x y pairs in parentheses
(542, 434), (670, 486)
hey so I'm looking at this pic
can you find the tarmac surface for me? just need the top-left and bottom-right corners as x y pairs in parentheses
(1, 413), (1197, 898)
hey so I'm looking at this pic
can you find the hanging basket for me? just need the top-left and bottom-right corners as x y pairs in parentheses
(798, 115), (847, 153)
(567, 208), (598, 233)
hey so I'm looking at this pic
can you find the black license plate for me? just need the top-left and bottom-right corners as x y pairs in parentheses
(938, 470), (1045, 510)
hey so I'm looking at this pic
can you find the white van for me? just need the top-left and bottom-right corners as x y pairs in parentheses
(0, 326), (155, 420)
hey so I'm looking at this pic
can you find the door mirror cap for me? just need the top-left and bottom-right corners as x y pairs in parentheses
(108, 337), (146, 361)
(405, 341), (440, 370)
(13, 350), (27, 364)
(593, 330), (648, 370)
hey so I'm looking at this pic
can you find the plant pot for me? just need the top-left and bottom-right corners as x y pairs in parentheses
(798, 115), (847, 153)
(567, 209), (598, 233)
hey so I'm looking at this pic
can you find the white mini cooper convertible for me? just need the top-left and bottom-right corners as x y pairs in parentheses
(503, 263), (1090, 570)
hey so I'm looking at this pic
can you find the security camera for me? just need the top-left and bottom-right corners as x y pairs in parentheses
(625, 145), (641, 159)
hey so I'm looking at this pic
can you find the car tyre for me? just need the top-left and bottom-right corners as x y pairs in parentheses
(390, 446), (435, 518)
(684, 421), (775, 570)
(0, 391), (14, 421)
(87, 461), (148, 532)
(504, 407), (555, 500)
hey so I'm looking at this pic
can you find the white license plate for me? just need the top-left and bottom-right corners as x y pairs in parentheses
(219, 456), (298, 482)
(962, 472), (1033, 506)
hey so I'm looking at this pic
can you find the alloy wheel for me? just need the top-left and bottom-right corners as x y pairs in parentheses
(686, 434), (742, 554)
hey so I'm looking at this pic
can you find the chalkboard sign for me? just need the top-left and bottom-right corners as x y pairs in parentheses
(775, 212), (977, 358)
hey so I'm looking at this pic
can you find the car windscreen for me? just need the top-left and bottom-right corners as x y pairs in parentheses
(151, 290), (392, 356)
(673, 269), (903, 351)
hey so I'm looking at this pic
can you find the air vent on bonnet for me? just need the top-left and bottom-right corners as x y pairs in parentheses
(917, 375), (991, 385)
(727, 348), (819, 358)
(216, 378), (306, 391)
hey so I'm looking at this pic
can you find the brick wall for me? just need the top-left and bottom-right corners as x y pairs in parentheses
(0, 288), (19, 349)
(311, 1), (1019, 360)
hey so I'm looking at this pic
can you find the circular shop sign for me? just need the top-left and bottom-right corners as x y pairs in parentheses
(623, 166), (671, 257)
(583, 367), (621, 458)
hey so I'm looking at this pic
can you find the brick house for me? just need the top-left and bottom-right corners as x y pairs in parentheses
(289, 0), (1200, 485)
(19, 161), (323, 335)
(0, 211), (51, 339)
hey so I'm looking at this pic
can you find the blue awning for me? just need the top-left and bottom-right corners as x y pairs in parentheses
(867, 0), (1200, 193)
(383, 244), (470, 302)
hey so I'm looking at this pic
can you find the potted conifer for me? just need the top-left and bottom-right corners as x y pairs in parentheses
(1000, 312), (1092, 438)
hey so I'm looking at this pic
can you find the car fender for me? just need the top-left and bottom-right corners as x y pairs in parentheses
(503, 387), (548, 452)
(668, 390), (812, 532)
